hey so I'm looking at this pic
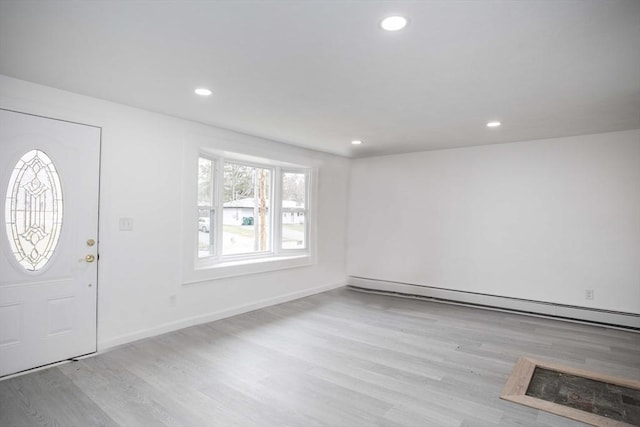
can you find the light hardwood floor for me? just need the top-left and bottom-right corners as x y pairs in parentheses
(1, 287), (639, 426)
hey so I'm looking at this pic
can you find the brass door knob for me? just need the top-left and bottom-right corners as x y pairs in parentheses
(85, 254), (96, 263)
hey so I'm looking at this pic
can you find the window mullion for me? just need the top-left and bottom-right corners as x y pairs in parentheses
(273, 167), (282, 255)
(215, 157), (224, 258)
(304, 169), (311, 250)
(252, 168), (258, 252)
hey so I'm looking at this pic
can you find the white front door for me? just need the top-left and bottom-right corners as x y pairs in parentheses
(0, 109), (100, 377)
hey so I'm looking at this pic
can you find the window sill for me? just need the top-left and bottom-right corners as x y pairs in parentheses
(183, 254), (314, 285)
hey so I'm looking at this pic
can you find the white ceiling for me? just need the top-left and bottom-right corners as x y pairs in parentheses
(1, 1), (639, 158)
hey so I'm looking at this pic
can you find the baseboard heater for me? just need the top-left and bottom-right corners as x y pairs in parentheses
(348, 277), (640, 331)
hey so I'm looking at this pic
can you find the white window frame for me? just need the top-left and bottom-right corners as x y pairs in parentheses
(197, 155), (217, 258)
(186, 150), (316, 283)
(278, 168), (310, 253)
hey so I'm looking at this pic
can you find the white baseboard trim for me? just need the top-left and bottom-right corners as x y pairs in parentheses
(348, 277), (640, 330)
(99, 280), (347, 351)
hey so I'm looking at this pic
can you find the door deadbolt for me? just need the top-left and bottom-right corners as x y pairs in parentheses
(87, 239), (96, 247)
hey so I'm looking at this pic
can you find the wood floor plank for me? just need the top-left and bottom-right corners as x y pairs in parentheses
(0, 367), (118, 427)
(1, 287), (638, 426)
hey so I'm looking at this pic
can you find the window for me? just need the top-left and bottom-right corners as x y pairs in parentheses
(281, 171), (307, 250)
(196, 153), (310, 268)
(197, 157), (215, 257)
(222, 162), (271, 255)
(5, 150), (63, 271)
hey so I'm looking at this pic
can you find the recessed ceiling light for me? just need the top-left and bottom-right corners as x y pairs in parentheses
(380, 16), (408, 31)
(351, 140), (363, 145)
(486, 121), (501, 128)
(194, 88), (212, 96)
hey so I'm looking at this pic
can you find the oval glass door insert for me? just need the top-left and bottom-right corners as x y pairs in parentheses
(4, 150), (63, 271)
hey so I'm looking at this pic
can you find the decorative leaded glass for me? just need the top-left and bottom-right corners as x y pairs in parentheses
(4, 150), (63, 271)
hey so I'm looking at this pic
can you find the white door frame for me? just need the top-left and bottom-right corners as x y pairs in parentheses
(0, 108), (101, 378)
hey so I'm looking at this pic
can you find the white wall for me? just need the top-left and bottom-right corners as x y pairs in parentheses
(0, 75), (350, 349)
(348, 130), (640, 314)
